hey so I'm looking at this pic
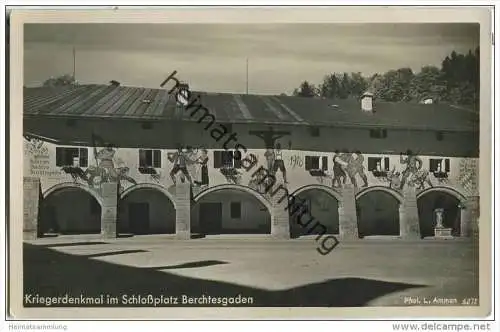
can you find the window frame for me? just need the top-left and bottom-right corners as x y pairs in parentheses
(139, 149), (162, 168)
(55, 147), (89, 167)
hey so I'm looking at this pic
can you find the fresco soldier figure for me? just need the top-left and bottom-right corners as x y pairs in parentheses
(332, 150), (347, 188)
(169, 146), (193, 185)
(347, 151), (369, 188)
(272, 143), (288, 183)
(399, 149), (424, 189)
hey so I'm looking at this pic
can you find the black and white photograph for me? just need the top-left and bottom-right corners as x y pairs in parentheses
(7, 6), (493, 320)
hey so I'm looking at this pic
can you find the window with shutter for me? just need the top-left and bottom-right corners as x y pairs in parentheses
(429, 159), (440, 172)
(384, 157), (390, 171)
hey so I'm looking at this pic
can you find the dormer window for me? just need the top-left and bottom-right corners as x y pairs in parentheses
(436, 131), (444, 141)
(309, 126), (320, 137)
(369, 129), (387, 139)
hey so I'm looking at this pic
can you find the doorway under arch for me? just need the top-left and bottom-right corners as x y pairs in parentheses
(288, 187), (339, 238)
(40, 186), (102, 235)
(417, 190), (461, 238)
(192, 187), (272, 235)
(118, 187), (176, 235)
(356, 190), (401, 238)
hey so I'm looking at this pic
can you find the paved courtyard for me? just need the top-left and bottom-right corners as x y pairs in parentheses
(23, 235), (479, 307)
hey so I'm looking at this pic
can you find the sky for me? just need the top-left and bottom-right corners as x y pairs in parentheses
(23, 23), (479, 95)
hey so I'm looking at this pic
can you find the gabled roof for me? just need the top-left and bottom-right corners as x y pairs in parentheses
(23, 84), (479, 132)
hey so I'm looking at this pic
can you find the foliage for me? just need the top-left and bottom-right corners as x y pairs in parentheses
(291, 48), (479, 107)
(292, 80), (318, 97)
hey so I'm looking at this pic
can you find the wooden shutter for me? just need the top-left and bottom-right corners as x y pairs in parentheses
(56, 147), (64, 167)
(384, 157), (390, 171)
(444, 159), (450, 172)
(233, 150), (242, 169)
(213, 151), (222, 168)
(321, 156), (328, 170)
(305, 156), (312, 170)
(153, 150), (161, 168)
(139, 149), (147, 167)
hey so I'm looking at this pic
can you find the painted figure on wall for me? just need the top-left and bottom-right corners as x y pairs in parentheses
(346, 151), (369, 188)
(264, 148), (275, 171)
(168, 146), (193, 185)
(399, 150), (433, 190)
(272, 143), (288, 184)
(85, 143), (137, 190)
(194, 148), (209, 186)
(332, 150), (347, 188)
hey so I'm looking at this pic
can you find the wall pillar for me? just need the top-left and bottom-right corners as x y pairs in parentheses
(461, 196), (479, 237)
(100, 182), (119, 239)
(338, 185), (358, 239)
(400, 186), (420, 239)
(270, 191), (290, 239)
(175, 183), (191, 239)
(23, 177), (41, 240)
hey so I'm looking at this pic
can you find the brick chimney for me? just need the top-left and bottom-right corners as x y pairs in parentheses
(361, 91), (374, 112)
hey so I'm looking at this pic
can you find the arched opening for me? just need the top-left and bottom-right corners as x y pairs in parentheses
(40, 187), (101, 235)
(356, 190), (400, 238)
(288, 188), (339, 238)
(118, 188), (176, 235)
(417, 191), (461, 238)
(192, 188), (271, 235)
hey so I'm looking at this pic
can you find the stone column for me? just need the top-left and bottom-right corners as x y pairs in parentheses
(270, 190), (290, 239)
(338, 185), (358, 239)
(175, 183), (191, 239)
(461, 196), (479, 237)
(100, 182), (119, 239)
(23, 177), (41, 240)
(400, 186), (420, 239)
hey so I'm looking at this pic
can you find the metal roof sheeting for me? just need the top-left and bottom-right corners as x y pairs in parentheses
(23, 84), (479, 132)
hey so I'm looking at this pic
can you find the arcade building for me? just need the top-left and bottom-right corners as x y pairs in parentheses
(22, 82), (480, 241)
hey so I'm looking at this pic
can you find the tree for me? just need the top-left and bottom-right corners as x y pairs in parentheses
(319, 74), (339, 99)
(287, 47), (479, 106)
(409, 66), (445, 102)
(293, 80), (318, 97)
(43, 74), (76, 87)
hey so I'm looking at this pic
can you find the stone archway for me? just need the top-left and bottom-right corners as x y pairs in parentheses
(192, 184), (273, 235)
(417, 187), (466, 238)
(119, 183), (177, 235)
(41, 183), (103, 235)
(355, 187), (403, 238)
(288, 185), (341, 238)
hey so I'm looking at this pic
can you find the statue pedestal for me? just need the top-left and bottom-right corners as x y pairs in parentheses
(434, 227), (453, 238)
